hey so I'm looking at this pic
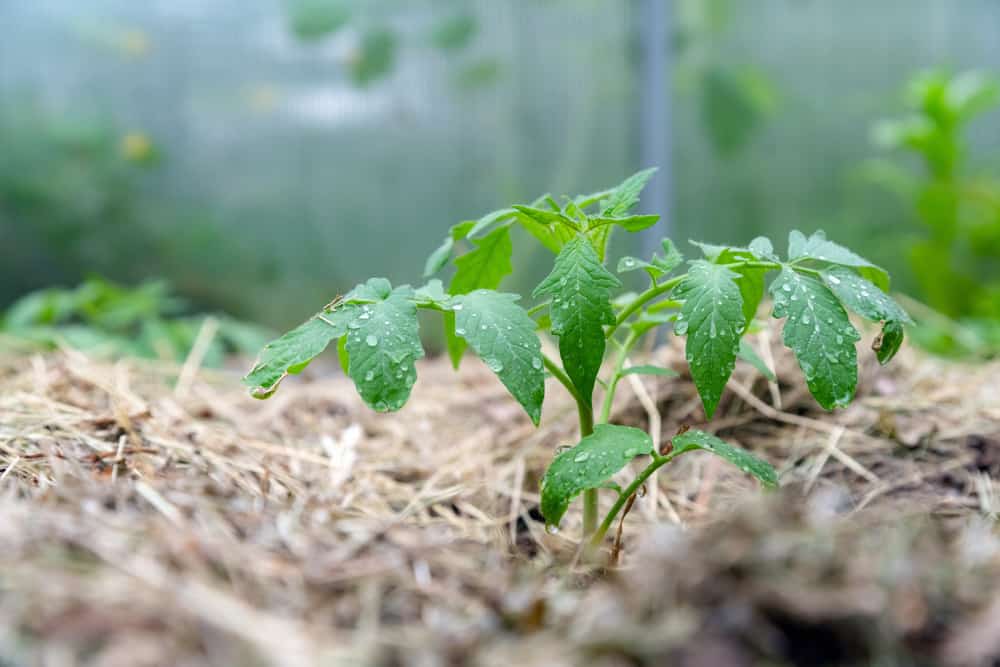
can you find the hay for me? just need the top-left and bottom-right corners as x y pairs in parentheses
(0, 328), (998, 666)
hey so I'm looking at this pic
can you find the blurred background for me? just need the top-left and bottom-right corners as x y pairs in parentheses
(2, 0), (1000, 358)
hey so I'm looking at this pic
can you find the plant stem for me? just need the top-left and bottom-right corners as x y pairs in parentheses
(542, 354), (585, 409)
(543, 353), (598, 536)
(590, 449), (681, 547)
(606, 275), (686, 339)
(577, 391), (597, 536)
(598, 330), (640, 424)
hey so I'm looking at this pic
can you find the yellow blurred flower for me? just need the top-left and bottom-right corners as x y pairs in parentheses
(120, 132), (154, 163)
(120, 29), (150, 58)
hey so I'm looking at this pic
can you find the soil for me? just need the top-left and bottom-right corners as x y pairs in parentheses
(1, 330), (998, 666)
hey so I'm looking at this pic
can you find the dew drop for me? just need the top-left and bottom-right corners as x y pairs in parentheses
(365, 334), (378, 346)
(574, 452), (591, 463)
(531, 358), (543, 370)
(455, 328), (466, 335)
(546, 524), (560, 535)
(485, 357), (504, 372)
(781, 283), (792, 292)
(827, 275), (841, 285)
(364, 370), (375, 381)
(452, 303), (463, 311)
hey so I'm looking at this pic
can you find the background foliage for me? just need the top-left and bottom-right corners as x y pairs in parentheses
(1, 0), (999, 335)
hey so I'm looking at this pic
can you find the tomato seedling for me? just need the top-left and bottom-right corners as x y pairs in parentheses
(244, 168), (910, 546)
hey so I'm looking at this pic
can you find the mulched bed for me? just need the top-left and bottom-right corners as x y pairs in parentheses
(1, 328), (998, 666)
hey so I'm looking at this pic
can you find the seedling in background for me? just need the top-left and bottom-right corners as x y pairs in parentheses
(868, 69), (1000, 357)
(244, 168), (910, 549)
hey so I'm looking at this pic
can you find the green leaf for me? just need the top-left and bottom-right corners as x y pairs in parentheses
(429, 13), (477, 51)
(423, 237), (453, 277)
(737, 338), (776, 381)
(671, 430), (778, 488)
(770, 267), (860, 409)
(874, 320), (904, 365)
(788, 230), (890, 291)
(600, 167), (658, 217)
(691, 242), (772, 327)
(520, 217), (579, 255)
(446, 225), (513, 366)
(512, 205), (576, 228)
(466, 208), (517, 238)
(442, 311), (464, 369)
(345, 277), (393, 302)
(617, 256), (658, 274)
(244, 306), (357, 397)
(821, 267), (913, 325)
(620, 364), (679, 378)
(412, 280), (451, 309)
(450, 225), (513, 295)
(748, 236), (778, 262)
(451, 290), (545, 424)
(450, 220), (476, 241)
(732, 264), (767, 328)
(533, 236), (621, 399)
(336, 336), (350, 374)
(654, 238), (684, 274)
(288, 0), (350, 42)
(673, 260), (745, 418)
(589, 214), (660, 233)
(343, 287), (424, 412)
(349, 27), (397, 87)
(540, 424), (653, 527)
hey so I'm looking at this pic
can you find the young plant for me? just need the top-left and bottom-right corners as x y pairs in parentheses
(244, 168), (909, 546)
(2, 278), (271, 364)
(868, 69), (1000, 355)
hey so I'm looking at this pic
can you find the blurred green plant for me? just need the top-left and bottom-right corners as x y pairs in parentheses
(286, 0), (351, 42)
(867, 69), (1000, 356)
(0, 103), (159, 297)
(1, 278), (272, 365)
(349, 28), (398, 87)
(429, 13), (477, 52)
(0, 101), (280, 322)
(676, 0), (778, 156)
(283, 2), (498, 92)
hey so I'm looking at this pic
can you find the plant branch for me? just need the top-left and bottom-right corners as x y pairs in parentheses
(543, 353), (599, 536)
(542, 354), (585, 408)
(606, 275), (686, 339)
(598, 330), (640, 424)
(590, 449), (682, 548)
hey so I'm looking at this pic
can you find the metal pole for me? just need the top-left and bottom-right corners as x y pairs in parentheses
(637, 0), (672, 256)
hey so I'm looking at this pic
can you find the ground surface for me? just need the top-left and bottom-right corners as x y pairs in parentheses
(1, 331), (999, 666)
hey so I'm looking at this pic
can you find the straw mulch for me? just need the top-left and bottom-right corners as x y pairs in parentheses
(1, 329), (998, 667)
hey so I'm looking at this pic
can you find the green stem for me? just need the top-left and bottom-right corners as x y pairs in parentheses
(543, 353), (598, 536)
(590, 449), (682, 547)
(606, 275), (686, 340)
(577, 390), (597, 536)
(722, 260), (782, 270)
(598, 330), (640, 424)
(542, 354), (585, 408)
